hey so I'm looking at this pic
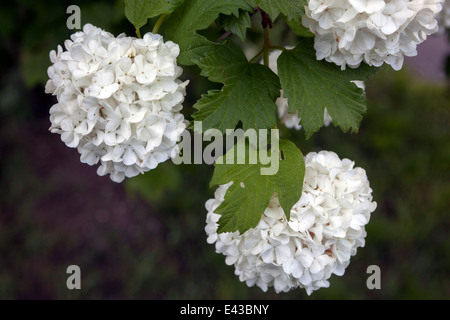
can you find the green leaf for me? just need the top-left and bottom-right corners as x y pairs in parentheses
(124, 0), (185, 30)
(211, 139), (305, 234)
(245, 0), (306, 21)
(216, 10), (252, 42)
(192, 42), (281, 133)
(278, 38), (379, 139)
(164, 0), (252, 65)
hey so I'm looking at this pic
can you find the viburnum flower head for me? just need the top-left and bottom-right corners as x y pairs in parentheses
(303, 0), (444, 70)
(205, 151), (377, 295)
(45, 24), (188, 182)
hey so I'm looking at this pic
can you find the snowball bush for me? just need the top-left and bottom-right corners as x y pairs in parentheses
(302, 0), (444, 70)
(45, 24), (188, 182)
(205, 151), (377, 295)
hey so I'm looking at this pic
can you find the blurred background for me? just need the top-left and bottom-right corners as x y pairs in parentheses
(0, 0), (449, 300)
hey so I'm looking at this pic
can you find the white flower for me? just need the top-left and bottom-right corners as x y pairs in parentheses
(266, 50), (366, 130)
(302, 0), (444, 70)
(88, 67), (120, 99)
(135, 55), (158, 85)
(46, 24), (189, 182)
(205, 151), (377, 295)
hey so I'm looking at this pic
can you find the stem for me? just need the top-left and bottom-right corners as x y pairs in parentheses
(263, 48), (270, 67)
(269, 45), (288, 52)
(248, 10), (288, 64)
(263, 25), (271, 67)
(152, 14), (168, 34)
(249, 48), (265, 64)
(216, 30), (233, 43)
(249, 46), (288, 64)
(260, 9), (272, 29)
(136, 28), (142, 39)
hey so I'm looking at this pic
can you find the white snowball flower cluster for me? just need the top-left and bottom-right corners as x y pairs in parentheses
(267, 50), (365, 130)
(45, 24), (188, 183)
(205, 151), (377, 295)
(302, 0), (444, 70)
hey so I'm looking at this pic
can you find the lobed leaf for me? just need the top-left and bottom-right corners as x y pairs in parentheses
(211, 139), (305, 233)
(192, 42), (281, 133)
(278, 39), (379, 138)
(124, 0), (185, 29)
(164, 0), (252, 65)
(216, 9), (252, 42)
(245, 0), (306, 21)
